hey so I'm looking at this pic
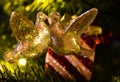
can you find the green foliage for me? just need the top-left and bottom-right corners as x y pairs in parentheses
(0, 57), (75, 82)
(0, 0), (86, 15)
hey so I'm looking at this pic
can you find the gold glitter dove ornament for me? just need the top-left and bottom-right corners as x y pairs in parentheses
(48, 8), (98, 55)
(4, 8), (98, 62)
(4, 11), (51, 62)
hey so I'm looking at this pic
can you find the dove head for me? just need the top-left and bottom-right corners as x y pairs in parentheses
(48, 12), (61, 25)
(35, 12), (49, 28)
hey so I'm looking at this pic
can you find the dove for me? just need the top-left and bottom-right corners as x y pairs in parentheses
(4, 11), (51, 62)
(4, 8), (98, 62)
(48, 8), (98, 56)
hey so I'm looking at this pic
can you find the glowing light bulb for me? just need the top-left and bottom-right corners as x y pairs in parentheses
(18, 58), (27, 66)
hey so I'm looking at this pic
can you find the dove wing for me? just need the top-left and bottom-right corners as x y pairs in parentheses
(10, 11), (36, 41)
(65, 8), (98, 35)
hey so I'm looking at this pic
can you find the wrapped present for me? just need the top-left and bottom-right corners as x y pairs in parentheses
(45, 36), (95, 81)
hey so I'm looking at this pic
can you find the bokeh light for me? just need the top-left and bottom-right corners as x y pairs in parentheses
(18, 58), (27, 66)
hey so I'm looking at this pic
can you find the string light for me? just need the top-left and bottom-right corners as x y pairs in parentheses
(18, 58), (27, 66)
